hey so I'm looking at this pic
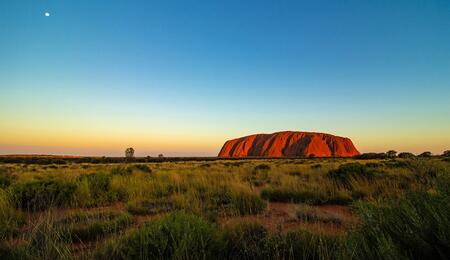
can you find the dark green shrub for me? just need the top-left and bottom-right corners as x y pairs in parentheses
(58, 211), (132, 241)
(365, 162), (384, 168)
(223, 162), (245, 167)
(101, 211), (220, 259)
(110, 167), (132, 176)
(288, 171), (302, 176)
(419, 151), (432, 157)
(311, 164), (322, 169)
(349, 190), (450, 259)
(10, 178), (76, 211)
(0, 243), (27, 260)
(284, 230), (343, 259)
(0, 191), (26, 239)
(230, 192), (266, 215)
(261, 188), (351, 205)
(398, 152), (415, 158)
(357, 153), (388, 159)
(127, 199), (173, 215)
(327, 163), (382, 186)
(254, 164), (271, 171)
(385, 159), (412, 168)
(132, 164), (152, 173)
(222, 222), (269, 259)
(199, 163), (211, 168)
(79, 173), (127, 205)
(0, 173), (15, 189)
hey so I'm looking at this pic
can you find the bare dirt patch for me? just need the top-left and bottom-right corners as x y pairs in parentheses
(219, 202), (356, 235)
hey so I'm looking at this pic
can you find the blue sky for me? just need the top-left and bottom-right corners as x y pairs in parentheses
(0, 0), (449, 156)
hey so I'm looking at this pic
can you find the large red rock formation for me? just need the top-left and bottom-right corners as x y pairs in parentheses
(218, 131), (360, 157)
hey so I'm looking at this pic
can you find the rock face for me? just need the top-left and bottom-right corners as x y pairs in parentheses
(218, 131), (360, 157)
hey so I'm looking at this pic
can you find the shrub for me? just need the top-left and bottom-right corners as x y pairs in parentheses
(10, 178), (76, 211)
(0, 190), (26, 239)
(221, 221), (269, 259)
(357, 153), (388, 159)
(365, 162), (384, 168)
(100, 211), (220, 259)
(288, 171), (303, 176)
(254, 164), (271, 171)
(283, 230), (344, 259)
(386, 150), (397, 158)
(348, 190), (450, 259)
(132, 164), (152, 173)
(127, 199), (173, 215)
(419, 151), (432, 157)
(230, 191), (266, 215)
(21, 214), (73, 259)
(223, 162), (245, 167)
(398, 152), (415, 158)
(79, 173), (127, 205)
(261, 188), (351, 205)
(110, 167), (133, 176)
(327, 163), (382, 186)
(311, 164), (322, 169)
(58, 211), (132, 241)
(0, 173), (15, 189)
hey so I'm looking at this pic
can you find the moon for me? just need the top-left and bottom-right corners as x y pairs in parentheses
(44, 12), (50, 17)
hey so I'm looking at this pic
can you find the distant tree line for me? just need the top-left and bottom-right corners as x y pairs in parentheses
(356, 150), (446, 159)
(1, 149), (448, 165)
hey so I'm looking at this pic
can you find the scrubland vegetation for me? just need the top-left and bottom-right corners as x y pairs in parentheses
(0, 156), (449, 259)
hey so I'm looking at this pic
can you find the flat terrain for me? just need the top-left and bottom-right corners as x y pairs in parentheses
(0, 156), (449, 259)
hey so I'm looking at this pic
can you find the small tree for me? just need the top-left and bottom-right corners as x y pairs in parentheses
(442, 150), (450, 157)
(419, 151), (432, 157)
(125, 147), (135, 160)
(386, 150), (397, 158)
(398, 152), (415, 158)
(158, 154), (164, 158)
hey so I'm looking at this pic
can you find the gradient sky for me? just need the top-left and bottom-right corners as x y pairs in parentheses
(1, 0), (449, 156)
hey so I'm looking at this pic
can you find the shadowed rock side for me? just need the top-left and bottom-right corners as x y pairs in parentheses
(218, 131), (360, 157)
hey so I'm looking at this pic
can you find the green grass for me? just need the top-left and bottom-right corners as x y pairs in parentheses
(0, 157), (448, 259)
(98, 211), (220, 259)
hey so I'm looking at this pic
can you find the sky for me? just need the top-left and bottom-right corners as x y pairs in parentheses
(0, 0), (449, 156)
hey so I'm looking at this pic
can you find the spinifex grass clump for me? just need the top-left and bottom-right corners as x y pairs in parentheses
(221, 221), (269, 259)
(57, 210), (133, 242)
(282, 229), (344, 260)
(261, 187), (352, 205)
(99, 211), (221, 259)
(348, 187), (450, 259)
(220, 221), (344, 259)
(0, 189), (26, 239)
(127, 199), (173, 215)
(253, 164), (271, 172)
(229, 189), (266, 215)
(131, 164), (152, 173)
(327, 162), (382, 186)
(10, 178), (77, 211)
(76, 172), (128, 206)
(0, 168), (16, 189)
